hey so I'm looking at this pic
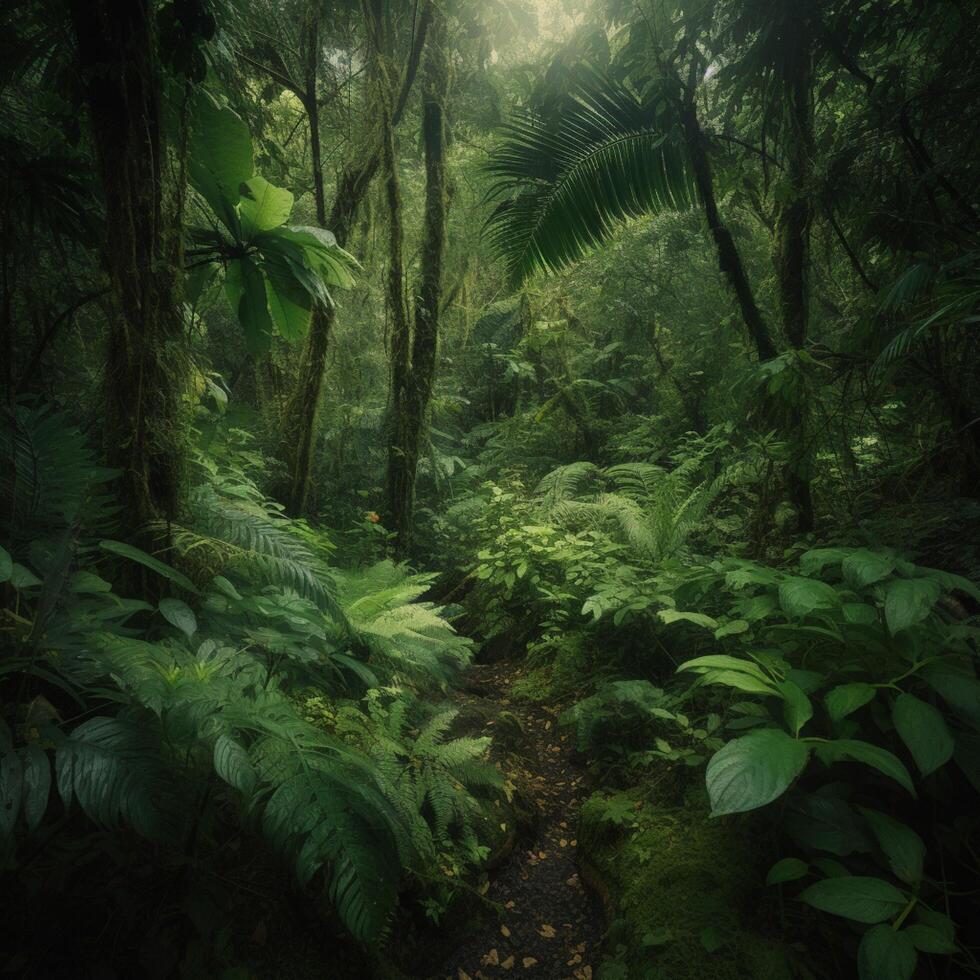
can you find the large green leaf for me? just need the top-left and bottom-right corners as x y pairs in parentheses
(892, 693), (954, 775)
(213, 734), (256, 796)
(0, 545), (11, 582)
(99, 540), (199, 594)
(859, 808), (925, 885)
(857, 925), (917, 980)
(238, 255), (275, 353)
(766, 857), (809, 885)
(825, 683), (876, 723)
(679, 655), (778, 695)
(921, 661), (980, 730)
(55, 716), (175, 841)
(799, 876), (906, 923)
(274, 226), (359, 288)
(659, 609), (718, 629)
(799, 548), (851, 576)
(158, 598), (197, 640)
(239, 176), (294, 236)
(778, 577), (841, 618)
(841, 550), (896, 589)
(21, 743), (51, 832)
(189, 92), (253, 235)
(814, 740), (915, 795)
(778, 679), (813, 736)
(904, 923), (956, 954)
(705, 729), (809, 816)
(259, 250), (313, 342)
(783, 793), (870, 856)
(884, 578), (941, 634)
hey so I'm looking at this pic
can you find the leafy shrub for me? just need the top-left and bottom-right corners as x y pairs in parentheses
(649, 548), (980, 979)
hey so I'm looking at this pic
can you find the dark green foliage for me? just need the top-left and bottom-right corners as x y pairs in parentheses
(2, 0), (979, 975)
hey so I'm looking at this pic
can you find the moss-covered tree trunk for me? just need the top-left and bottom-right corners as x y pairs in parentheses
(383, 7), (448, 558)
(279, 0), (434, 516)
(773, 20), (815, 532)
(680, 101), (777, 363)
(69, 0), (187, 537)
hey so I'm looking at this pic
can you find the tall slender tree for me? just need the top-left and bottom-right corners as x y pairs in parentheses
(69, 0), (189, 537)
(277, 1), (434, 515)
(383, 3), (449, 556)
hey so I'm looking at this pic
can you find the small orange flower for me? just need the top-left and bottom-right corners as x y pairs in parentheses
(366, 511), (380, 523)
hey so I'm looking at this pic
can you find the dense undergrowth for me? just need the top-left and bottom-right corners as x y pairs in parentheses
(3, 0), (980, 978)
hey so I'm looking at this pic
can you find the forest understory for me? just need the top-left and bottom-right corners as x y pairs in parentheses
(3, 0), (980, 978)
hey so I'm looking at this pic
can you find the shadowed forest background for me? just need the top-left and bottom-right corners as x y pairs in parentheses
(1, 0), (979, 977)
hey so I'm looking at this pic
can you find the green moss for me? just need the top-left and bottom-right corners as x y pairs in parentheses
(511, 664), (553, 702)
(511, 631), (593, 703)
(581, 787), (807, 980)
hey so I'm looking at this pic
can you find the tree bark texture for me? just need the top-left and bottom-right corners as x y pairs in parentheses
(69, 0), (188, 536)
(681, 103), (778, 363)
(280, 0), (434, 515)
(772, 18), (816, 531)
(384, 6), (448, 557)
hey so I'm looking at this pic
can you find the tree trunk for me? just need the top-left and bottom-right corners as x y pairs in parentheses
(280, 8), (332, 516)
(773, 21), (815, 532)
(69, 0), (187, 537)
(279, 0), (434, 515)
(383, 7), (448, 557)
(680, 103), (778, 363)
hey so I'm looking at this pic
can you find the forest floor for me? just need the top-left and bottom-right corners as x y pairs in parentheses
(437, 661), (606, 980)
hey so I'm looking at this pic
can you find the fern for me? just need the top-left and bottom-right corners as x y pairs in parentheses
(1, 403), (118, 543)
(873, 249), (980, 374)
(53, 714), (181, 841)
(534, 459), (725, 561)
(534, 461), (601, 510)
(337, 562), (472, 687)
(168, 485), (342, 615)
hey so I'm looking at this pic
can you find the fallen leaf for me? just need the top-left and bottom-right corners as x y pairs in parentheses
(522, 957), (538, 968)
(559, 838), (568, 847)
(500, 925), (511, 938)
(505, 900), (516, 909)
(539, 924), (556, 939)
(458, 972), (472, 980)
(567, 954), (582, 966)
(481, 949), (499, 967)
(501, 956), (514, 970)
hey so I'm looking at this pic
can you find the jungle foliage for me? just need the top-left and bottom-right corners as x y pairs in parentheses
(1, 0), (978, 978)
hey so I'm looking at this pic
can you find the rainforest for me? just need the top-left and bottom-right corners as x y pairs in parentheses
(2, 1), (979, 978)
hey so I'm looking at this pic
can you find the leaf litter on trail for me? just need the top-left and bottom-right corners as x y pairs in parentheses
(439, 661), (604, 978)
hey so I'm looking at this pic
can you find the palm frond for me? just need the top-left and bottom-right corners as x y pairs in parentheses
(873, 250), (980, 375)
(484, 72), (695, 283)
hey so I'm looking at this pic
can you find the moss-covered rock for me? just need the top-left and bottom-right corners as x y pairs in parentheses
(511, 631), (594, 703)
(580, 786), (810, 980)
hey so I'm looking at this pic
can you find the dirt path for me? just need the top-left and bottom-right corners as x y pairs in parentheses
(437, 662), (605, 980)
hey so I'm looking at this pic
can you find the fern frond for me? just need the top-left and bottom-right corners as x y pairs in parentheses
(54, 714), (180, 841)
(535, 461), (601, 511)
(1, 404), (118, 542)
